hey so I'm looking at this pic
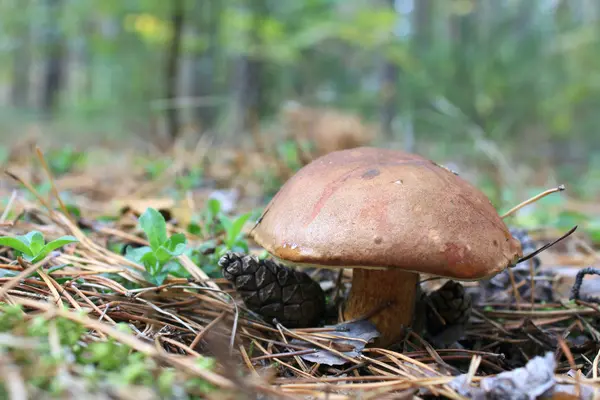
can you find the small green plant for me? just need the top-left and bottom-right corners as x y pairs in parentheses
(80, 324), (137, 371)
(0, 231), (78, 263)
(175, 166), (204, 191)
(190, 198), (254, 277)
(219, 211), (252, 254)
(46, 146), (86, 175)
(125, 207), (188, 285)
(0, 304), (218, 398)
(277, 139), (303, 171)
(138, 157), (170, 179)
(193, 198), (252, 246)
(62, 203), (82, 219)
(184, 357), (218, 395)
(199, 198), (226, 237)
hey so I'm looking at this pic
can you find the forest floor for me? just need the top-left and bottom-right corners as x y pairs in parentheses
(0, 135), (599, 399)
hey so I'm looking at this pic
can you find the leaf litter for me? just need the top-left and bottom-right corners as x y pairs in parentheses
(0, 138), (598, 399)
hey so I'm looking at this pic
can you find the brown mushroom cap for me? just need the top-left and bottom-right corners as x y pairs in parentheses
(252, 147), (522, 280)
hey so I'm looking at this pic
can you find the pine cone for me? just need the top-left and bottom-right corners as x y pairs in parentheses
(425, 280), (472, 337)
(219, 252), (326, 328)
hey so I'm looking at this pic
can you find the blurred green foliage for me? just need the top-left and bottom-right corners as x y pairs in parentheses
(0, 0), (598, 202)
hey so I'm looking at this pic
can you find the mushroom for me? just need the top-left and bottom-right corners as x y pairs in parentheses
(251, 147), (522, 347)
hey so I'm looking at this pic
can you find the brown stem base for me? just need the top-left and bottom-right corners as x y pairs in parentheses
(342, 268), (419, 348)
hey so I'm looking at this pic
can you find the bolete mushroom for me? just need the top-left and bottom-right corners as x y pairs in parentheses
(250, 147), (522, 347)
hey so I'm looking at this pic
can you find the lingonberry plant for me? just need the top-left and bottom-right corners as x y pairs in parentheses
(0, 230), (78, 263)
(125, 207), (187, 285)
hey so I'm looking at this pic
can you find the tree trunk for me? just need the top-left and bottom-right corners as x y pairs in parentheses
(379, 61), (398, 138)
(450, 9), (480, 127)
(165, 0), (185, 142)
(408, 0), (431, 152)
(41, 0), (65, 115)
(234, 0), (268, 136)
(11, 12), (31, 109)
(379, 0), (400, 139)
(191, 0), (222, 131)
(414, 0), (431, 45)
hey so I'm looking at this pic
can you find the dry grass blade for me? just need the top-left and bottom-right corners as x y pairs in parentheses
(0, 257), (54, 299)
(501, 184), (565, 219)
(0, 190), (17, 222)
(35, 146), (72, 223)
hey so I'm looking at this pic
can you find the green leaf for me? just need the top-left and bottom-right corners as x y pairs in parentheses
(34, 236), (78, 262)
(143, 270), (168, 286)
(139, 208), (168, 251)
(154, 248), (172, 264)
(154, 233), (186, 264)
(187, 222), (202, 236)
(224, 213), (251, 248)
(125, 245), (153, 263)
(46, 264), (71, 274)
(164, 233), (187, 255)
(206, 198), (221, 218)
(139, 251), (160, 274)
(0, 236), (34, 256)
(25, 231), (45, 255)
(162, 260), (189, 278)
(63, 204), (82, 219)
(220, 216), (233, 237)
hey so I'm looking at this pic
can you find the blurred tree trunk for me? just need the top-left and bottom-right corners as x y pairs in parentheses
(165, 0), (185, 142)
(450, 7), (479, 127)
(516, 0), (535, 33)
(234, 0), (268, 136)
(379, 0), (399, 139)
(379, 62), (398, 139)
(10, 4), (31, 109)
(408, 0), (431, 151)
(296, 48), (317, 102)
(414, 0), (431, 41)
(380, 0), (417, 149)
(191, 0), (222, 131)
(41, 0), (65, 116)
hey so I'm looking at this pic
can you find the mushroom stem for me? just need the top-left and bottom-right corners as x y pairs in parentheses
(343, 268), (419, 347)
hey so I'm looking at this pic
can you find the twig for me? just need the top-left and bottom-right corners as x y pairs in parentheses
(529, 258), (535, 310)
(0, 190), (18, 222)
(190, 311), (226, 349)
(251, 349), (317, 362)
(570, 267), (600, 304)
(4, 171), (56, 219)
(35, 146), (73, 223)
(0, 256), (54, 299)
(516, 225), (578, 265)
(174, 283), (240, 354)
(501, 185), (565, 219)
(557, 336), (581, 399)
(506, 267), (523, 309)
